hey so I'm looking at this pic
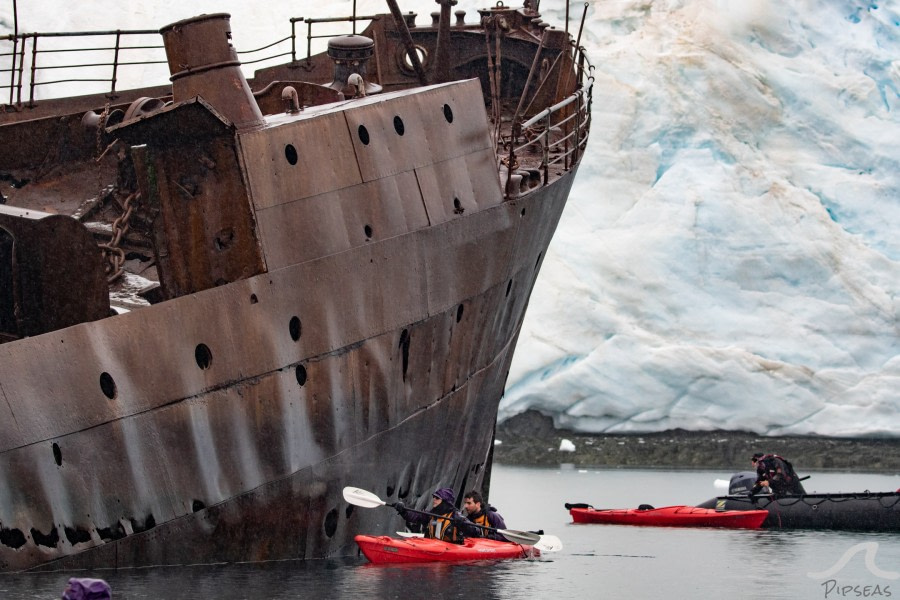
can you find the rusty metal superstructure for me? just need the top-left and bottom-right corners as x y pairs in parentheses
(0, 1), (592, 571)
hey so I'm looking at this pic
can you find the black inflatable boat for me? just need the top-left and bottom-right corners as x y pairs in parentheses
(695, 472), (900, 532)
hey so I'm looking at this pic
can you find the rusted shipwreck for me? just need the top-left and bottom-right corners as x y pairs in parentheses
(0, 0), (592, 571)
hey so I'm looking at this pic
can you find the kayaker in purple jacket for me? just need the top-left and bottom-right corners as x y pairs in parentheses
(395, 487), (478, 542)
(463, 490), (508, 541)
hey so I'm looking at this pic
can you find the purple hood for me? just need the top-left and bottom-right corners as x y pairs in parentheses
(432, 487), (456, 504)
(62, 578), (112, 600)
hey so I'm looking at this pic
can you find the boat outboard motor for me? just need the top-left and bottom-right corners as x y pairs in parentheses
(728, 471), (759, 495)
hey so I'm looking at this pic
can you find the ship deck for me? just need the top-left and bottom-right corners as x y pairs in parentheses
(2, 6), (591, 316)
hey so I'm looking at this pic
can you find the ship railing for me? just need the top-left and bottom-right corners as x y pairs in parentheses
(0, 14), (382, 110)
(1, 29), (168, 108)
(510, 54), (594, 186)
(298, 15), (381, 68)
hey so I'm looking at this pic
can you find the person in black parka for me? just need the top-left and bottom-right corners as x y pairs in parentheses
(751, 452), (805, 495)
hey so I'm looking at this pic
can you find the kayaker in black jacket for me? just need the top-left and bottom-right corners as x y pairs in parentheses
(395, 487), (478, 543)
(750, 452), (806, 495)
(463, 490), (508, 541)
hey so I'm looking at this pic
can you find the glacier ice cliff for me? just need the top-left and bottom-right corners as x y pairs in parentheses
(501, 0), (900, 437)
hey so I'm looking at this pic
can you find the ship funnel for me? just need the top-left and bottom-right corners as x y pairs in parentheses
(326, 35), (383, 97)
(160, 13), (264, 129)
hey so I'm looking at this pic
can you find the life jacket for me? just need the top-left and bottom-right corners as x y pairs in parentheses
(761, 454), (793, 476)
(427, 509), (462, 542)
(469, 511), (491, 529)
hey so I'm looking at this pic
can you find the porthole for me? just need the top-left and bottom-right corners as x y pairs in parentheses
(295, 364), (307, 386)
(250, 294), (259, 304)
(99, 372), (117, 400)
(364, 224), (373, 239)
(284, 144), (298, 165)
(443, 103), (453, 123)
(289, 316), (302, 341)
(393, 115), (405, 136)
(397, 45), (429, 75)
(358, 125), (370, 145)
(456, 304), (464, 323)
(195, 344), (212, 370)
(52, 443), (62, 466)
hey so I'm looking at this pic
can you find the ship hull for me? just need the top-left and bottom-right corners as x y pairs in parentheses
(0, 163), (577, 572)
(0, 3), (593, 572)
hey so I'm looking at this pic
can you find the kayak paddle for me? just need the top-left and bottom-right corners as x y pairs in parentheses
(534, 534), (563, 552)
(343, 486), (545, 547)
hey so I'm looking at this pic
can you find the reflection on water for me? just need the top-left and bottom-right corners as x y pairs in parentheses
(347, 561), (512, 600)
(2, 466), (899, 599)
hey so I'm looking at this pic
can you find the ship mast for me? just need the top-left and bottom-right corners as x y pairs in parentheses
(384, 0), (429, 85)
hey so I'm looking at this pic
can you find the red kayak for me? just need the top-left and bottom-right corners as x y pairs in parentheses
(569, 505), (768, 529)
(354, 535), (540, 564)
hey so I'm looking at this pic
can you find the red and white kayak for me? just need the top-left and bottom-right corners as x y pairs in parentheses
(354, 534), (540, 564)
(569, 505), (768, 529)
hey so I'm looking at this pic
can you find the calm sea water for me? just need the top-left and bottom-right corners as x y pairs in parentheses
(3, 465), (899, 599)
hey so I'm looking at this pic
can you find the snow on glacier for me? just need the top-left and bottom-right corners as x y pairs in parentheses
(502, 0), (900, 437)
(6, 0), (899, 437)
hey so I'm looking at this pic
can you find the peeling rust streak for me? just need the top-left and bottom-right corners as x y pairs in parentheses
(0, 381), (18, 432)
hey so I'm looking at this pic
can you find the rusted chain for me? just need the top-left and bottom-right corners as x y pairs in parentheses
(99, 191), (137, 283)
(90, 101), (137, 284)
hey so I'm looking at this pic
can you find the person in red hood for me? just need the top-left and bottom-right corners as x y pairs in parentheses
(395, 487), (478, 543)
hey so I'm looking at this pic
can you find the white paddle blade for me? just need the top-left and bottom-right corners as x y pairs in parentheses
(342, 486), (387, 508)
(535, 534), (563, 552)
(396, 531), (425, 538)
(498, 529), (542, 546)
